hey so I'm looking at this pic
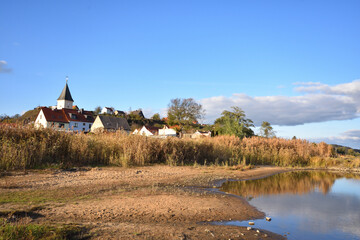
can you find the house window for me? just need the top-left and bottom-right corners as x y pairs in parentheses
(89, 124), (92, 128)
(83, 123), (85, 126)
(74, 123), (78, 128)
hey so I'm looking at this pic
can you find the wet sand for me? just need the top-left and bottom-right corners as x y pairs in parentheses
(0, 166), (287, 239)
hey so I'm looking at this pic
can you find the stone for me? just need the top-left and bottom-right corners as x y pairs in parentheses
(249, 221), (255, 225)
(266, 217), (272, 221)
(247, 227), (252, 230)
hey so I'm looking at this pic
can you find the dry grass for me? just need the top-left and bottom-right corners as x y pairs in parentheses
(0, 125), (352, 171)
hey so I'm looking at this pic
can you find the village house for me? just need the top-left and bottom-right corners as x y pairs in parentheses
(158, 126), (177, 137)
(91, 115), (130, 133)
(133, 126), (160, 136)
(34, 80), (94, 132)
(130, 109), (145, 118)
(101, 107), (114, 115)
(191, 130), (212, 138)
(114, 110), (126, 117)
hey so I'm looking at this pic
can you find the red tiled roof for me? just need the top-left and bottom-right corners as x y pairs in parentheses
(63, 109), (94, 123)
(40, 107), (94, 123)
(41, 107), (68, 123)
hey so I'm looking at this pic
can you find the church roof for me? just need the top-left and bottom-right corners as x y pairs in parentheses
(57, 83), (74, 102)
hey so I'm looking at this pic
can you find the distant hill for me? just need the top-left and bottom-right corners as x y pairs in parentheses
(0, 108), (40, 124)
(18, 108), (41, 123)
(331, 144), (360, 155)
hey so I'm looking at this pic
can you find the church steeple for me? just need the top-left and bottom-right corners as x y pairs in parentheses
(57, 77), (74, 109)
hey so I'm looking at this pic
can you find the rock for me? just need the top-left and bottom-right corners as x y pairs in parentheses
(264, 233), (268, 238)
(266, 217), (272, 221)
(205, 229), (215, 237)
(247, 227), (252, 231)
(249, 221), (255, 225)
(256, 230), (260, 233)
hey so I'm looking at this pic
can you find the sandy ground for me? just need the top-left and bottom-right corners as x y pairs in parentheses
(0, 166), (287, 239)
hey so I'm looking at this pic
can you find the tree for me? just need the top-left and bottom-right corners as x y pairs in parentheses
(259, 121), (276, 138)
(167, 98), (205, 125)
(151, 113), (161, 120)
(214, 106), (254, 138)
(94, 106), (102, 115)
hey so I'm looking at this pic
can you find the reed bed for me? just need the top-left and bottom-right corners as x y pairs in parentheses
(0, 125), (340, 171)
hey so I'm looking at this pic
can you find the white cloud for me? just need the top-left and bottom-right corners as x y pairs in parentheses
(0, 60), (12, 73)
(200, 80), (360, 126)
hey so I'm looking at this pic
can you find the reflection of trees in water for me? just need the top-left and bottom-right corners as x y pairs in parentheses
(221, 171), (359, 198)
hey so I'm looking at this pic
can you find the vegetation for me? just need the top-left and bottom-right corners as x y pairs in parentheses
(259, 121), (276, 138)
(214, 106), (254, 138)
(0, 108), (40, 124)
(167, 98), (205, 126)
(94, 106), (102, 115)
(1, 125), (354, 171)
(0, 220), (86, 240)
(151, 113), (161, 121)
(332, 144), (360, 156)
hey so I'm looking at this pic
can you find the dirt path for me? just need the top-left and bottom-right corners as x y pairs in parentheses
(0, 165), (287, 239)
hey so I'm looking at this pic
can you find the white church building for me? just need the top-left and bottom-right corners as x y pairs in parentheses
(35, 79), (95, 132)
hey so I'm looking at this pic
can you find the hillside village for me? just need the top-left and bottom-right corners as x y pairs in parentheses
(33, 80), (211, 138)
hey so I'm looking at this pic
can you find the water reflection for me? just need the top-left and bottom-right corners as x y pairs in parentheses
(217, 171), (360, 240)
(221, 171), (359, 197)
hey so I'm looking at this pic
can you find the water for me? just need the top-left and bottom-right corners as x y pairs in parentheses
(216, 171), (360, 240)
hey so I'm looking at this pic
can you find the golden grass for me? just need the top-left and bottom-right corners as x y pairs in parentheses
(0, 125), (354, 171)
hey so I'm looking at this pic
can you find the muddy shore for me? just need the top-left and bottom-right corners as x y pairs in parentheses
(0, 166), (288, 239)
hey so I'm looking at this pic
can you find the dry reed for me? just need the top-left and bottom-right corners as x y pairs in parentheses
(0, 125), (342, 171)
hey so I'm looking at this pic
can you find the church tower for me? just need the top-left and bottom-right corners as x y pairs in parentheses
(57, 77), (74, 109)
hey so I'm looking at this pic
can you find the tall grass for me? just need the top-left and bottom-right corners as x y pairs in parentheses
(0, 125), (339, 171)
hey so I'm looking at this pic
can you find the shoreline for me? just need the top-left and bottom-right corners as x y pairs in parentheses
(3, 165), (355, 239)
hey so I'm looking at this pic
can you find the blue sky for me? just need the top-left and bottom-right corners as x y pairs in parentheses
(1, 1), (359, 148)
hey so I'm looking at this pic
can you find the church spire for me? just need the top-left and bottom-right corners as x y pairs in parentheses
(57, 77), (74, 102)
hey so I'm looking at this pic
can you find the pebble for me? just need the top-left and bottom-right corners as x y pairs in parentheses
(247, 227), (252, 230)
(249, 221), (255, 225)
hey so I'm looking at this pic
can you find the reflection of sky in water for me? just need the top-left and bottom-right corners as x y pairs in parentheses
(217, 173), (360, 240)
(331, 178), (360, 198)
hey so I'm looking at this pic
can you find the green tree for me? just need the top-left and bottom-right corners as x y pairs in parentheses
(94, 106), (102, 115)
(259, 121), (276, 138)
(214, 106), (254, 138)
(167, 98), (205, 125)
(152, 113), (161, 120)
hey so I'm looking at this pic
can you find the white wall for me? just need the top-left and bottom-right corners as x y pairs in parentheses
(69, 121), (92, 132)
(34, 110), (47, 129)
(138, 126), (154, 136)
(101, 107), (113, 114)
(57, 100), (73, 109)
(159, 127), (177, 136)
(91, 116), (105, 132)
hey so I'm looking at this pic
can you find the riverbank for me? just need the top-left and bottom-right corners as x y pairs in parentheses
(1, 165), (288, 239)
